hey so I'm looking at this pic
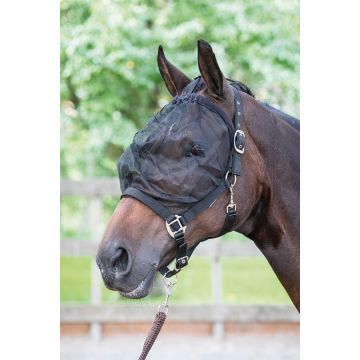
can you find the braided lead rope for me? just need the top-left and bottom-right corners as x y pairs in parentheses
(137, 275), (177, 360)
(137, 311), (167, 360)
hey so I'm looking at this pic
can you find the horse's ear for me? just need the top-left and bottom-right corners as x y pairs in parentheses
(157, 45), (191, 97)
(197, 39), (225, 100)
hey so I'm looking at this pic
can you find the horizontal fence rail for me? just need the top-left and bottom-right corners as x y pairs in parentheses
(60, 238), (262, 257)
(60, 179), (297, 339)
(61, 304), (299, 323)
(61, 178), (121, 196)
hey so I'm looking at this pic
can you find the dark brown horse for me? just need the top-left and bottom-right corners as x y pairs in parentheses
(96, 40), (300, 311)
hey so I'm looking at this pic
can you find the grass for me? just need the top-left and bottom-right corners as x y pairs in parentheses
(222, 257), (290, 304)
(61, 256), (291, 305)
(60, 257), (92, 302)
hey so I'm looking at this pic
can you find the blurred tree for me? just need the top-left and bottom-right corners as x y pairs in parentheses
(61, 0), (299, 179)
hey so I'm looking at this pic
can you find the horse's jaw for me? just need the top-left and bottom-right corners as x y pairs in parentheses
(118, 268), (156, 299)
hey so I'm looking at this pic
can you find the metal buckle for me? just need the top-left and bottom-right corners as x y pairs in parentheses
(226, 203), (237, 213)
(234, 130), (245, 154)
(176, 256), (189, 269)
(166, 215), (187, 238)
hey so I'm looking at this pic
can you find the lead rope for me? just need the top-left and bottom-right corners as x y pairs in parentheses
(137, 276), (177, 360)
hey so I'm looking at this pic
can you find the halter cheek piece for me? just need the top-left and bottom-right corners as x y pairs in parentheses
(122, 81), (245, 278)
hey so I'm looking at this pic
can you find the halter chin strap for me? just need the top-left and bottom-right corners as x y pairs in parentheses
(122, 85), (245, 278)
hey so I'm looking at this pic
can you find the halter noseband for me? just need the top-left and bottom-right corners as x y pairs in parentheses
(122, 82), (245, 277)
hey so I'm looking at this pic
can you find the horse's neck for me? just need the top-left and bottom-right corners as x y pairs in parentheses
(240, 94), (300, 311)
(243, 95), (299, 241)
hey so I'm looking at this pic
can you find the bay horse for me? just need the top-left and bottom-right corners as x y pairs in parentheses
(96, 40), (300, 312)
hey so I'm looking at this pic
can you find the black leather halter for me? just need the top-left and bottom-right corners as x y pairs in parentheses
(122, 81), (245, 277)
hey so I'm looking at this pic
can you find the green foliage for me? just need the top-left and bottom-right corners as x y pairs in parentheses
(61, 0), (299, 179)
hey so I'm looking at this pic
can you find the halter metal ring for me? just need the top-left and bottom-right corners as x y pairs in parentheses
(166, 215), (187, 238)
(234, 130), (245, 154)
(225, 170), (237, 187)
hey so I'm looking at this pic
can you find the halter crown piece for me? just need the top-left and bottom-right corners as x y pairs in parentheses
(119, 77), (245, 277)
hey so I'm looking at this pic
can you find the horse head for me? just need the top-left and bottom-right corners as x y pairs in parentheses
(96, 40), (261, 298)
(96, 40), (299, 312)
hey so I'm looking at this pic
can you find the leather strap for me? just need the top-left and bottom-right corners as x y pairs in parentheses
(123, 181), (227, 226)
(230, 88), (245, 176)
(122, 187), (173, 220)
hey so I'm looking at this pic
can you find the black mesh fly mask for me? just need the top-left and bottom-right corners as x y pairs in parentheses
(118, 79), (245, 277)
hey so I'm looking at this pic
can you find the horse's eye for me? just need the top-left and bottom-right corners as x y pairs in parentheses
(185, 144), (205, 157)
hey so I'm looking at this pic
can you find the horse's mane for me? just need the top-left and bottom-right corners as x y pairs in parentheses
(227, 79), (255, 98)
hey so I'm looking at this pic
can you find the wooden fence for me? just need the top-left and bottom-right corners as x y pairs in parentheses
(60, 178), (299, 340)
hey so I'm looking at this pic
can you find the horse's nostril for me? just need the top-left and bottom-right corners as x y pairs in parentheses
(114, 248), (128, 271)
(111, 247), (131, 275)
